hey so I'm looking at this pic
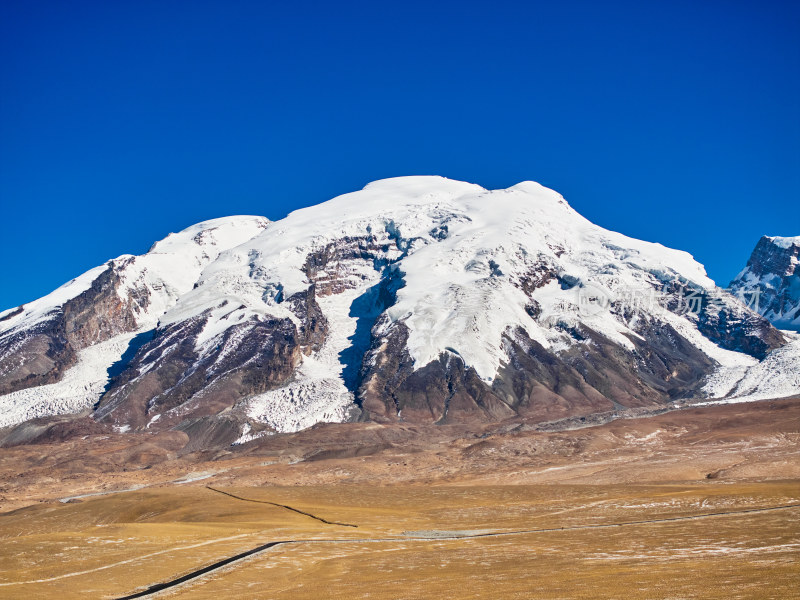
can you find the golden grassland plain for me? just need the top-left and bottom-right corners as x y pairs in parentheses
(0, 482), (798, 599)
(0, 399), (798, 599)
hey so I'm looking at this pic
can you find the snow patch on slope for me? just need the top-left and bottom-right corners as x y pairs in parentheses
(701, 334), (800, 404)
(112, 216), (270, 330)
(242, 286), (372, 432)
(768, 236), (800, 250)
(0, 331), (142, 429)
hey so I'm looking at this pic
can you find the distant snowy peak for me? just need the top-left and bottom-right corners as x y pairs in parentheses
(766, 235), (800, 250)
(731, 235), (800, 331)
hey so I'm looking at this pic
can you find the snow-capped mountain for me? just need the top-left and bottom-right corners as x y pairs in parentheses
(0, 177), (796, 446)
(0, 216), (269, 428)
(730, 236), (800, 331)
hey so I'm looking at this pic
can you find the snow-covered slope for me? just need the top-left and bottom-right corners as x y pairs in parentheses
(0, 331), (140, 429)
(0, 216), (269, 426)
(697, 235), (800, 406)
(0, 216), (270, 335)
(700, 334), (800, 405)
(164, 177), (723, 380)
(1, 177), (795, 443)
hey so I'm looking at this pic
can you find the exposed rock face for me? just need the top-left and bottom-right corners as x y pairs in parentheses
(696, 300), (784, 359)
(95, 234), (411, 438)
(95, 291), (326, 430)
(0, 217), (269, 429)
(730, 236), (800, 331)
(0, 178), (796, 448)
(0, 265), (138, 396)
(0, 320), (73, 396)
(356, 313), (721, 426)
(303, 236), (393, 297)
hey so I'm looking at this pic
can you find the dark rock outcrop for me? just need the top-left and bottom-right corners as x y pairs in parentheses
(0, 264), (147, 395)
(696, 301), (784, 359)
(730, 236), (800, 331)
(95, 311), (306, 430)
(93, 280), (333, 434)
(355, 313), (722, 426)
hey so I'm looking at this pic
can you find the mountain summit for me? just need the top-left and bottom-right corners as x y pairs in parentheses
(0, 177), (796, 447)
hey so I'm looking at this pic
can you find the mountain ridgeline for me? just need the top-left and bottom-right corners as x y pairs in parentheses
(0, 177), (797, 449)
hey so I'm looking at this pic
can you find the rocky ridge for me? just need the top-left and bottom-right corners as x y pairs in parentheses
(730, 235), (800, 331)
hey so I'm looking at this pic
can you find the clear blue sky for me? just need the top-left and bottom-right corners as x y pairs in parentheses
(1, 0), (797, 310)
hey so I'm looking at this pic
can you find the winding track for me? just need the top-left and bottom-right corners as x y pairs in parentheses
(205, 486), (358, 528)
(113, 500), (800, 599)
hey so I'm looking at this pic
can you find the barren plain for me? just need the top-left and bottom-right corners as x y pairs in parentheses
(1, 398), (798, 599)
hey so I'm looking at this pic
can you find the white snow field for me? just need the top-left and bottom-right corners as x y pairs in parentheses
(0, 215), (270, 335)
(700, 334), (800, 405)
(241, 289), (373, 433)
